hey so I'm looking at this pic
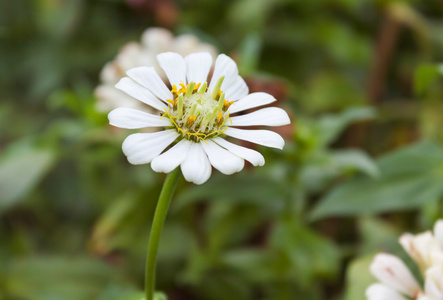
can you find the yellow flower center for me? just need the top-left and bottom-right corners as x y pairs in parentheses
(162, 76), (234, 143)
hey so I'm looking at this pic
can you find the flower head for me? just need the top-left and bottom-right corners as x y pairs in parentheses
(108, 52), (290, 184)
(366, 219), (443, 300)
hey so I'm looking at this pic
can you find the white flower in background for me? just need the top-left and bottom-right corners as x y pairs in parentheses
(367, 253), (421, 299)
(366, 219), (443, 300)
(108, 52), (290, 184)
(423, 266), (443, 299)
(366, 283), (408, 300)
(399, 226), (443, 272)
(95, 27), (217, 113)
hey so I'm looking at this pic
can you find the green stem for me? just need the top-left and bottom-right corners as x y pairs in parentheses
(145, 168), (181, 300)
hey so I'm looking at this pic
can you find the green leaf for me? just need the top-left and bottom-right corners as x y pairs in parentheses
(0, 143), (55, 213)
(301, 149), (378, 193)
(414, 64), (443, 96)
(315, 107), (375, 146)
(310, 141), (443, 220)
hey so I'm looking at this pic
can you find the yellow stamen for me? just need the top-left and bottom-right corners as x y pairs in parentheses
(178, 83), (187, 94)
(171, 85), (178, 96)
(193, 83), (201, 92)
(223, 100), (234, 111)
(216, 112), (224, 125)
(217, 90), (223, 99)
(186, 116), (197, 128)
(166, 99), (175, 107)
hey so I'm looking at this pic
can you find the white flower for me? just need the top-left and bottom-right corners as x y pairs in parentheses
(434, 220), (443, 249)
(424, 266), (443, 300)
(95, 28), (217, 113)
(366, 219), (443, 300)
(366, 283), (408, 300)
(399, 220), (443, 272)
(369, 253), (421, 297)
(108, 52), (290, 184)
(399, 231), (443, 272)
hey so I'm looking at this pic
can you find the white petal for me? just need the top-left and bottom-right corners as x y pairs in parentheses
(151, 139), (192, 174)
(122, 130), (178, 165)
(157, 52), (187, 88)
(108, 108), (170, 129)
(229, 92), (277, 114)
(201, 140), (244, 175)
(434, 220), (443, 249)
(126, 66), (172, 101)
(185, 52), (212, 84)
(224, 127), (284, 149)
(366, 283), (408, 300)
(230, 107), (290, 127)
(180, 142), (212, 185)
(212, 137), (264, 166)
(209, 54), (238, 91)
(224, 76), (248, 101)
(115, 78), (168, 111)
(369, 253), (421, 297)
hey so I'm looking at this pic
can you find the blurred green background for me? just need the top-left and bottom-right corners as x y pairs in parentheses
(1, 0), (443, 299)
